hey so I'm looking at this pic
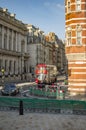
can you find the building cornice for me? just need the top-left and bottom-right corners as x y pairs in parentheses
(0, 7), (27, 33)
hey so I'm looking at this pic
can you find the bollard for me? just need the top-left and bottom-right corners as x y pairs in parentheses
(19, 100), (24, 115)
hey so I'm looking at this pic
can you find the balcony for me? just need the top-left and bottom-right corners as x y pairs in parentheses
(0, 49), (21, 56)
(0, 49), (29, 57)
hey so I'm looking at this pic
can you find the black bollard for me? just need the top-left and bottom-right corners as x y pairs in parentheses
(19, 100), (24, 115)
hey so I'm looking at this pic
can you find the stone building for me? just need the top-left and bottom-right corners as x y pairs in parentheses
(0, 8), (29, 83)
(65, 0), (86, 95)
(45, 32), (66, 73)
(26, 25), (66, 76)
(26, 24), (54, 76)
(45, 32), (58, 67)
(57, 39), (66, 74)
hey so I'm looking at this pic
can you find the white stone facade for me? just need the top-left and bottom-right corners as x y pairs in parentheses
(0, 7), (66, 84)
(26, 25), (66, 75)
(0, 7), (29, 83)
(26, 24), (54, 75)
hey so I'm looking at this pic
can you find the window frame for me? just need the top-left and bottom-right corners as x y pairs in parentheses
(66, 26), (72, 46)
(76, 0), (81, 12)
(67, 0), (71, 13)
(67, 31), (71, 46)
(76, 24), (82, 45)
(76, 30), (82, 45)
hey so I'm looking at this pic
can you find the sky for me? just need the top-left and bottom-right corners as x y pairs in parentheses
(0, 0), (65, 40)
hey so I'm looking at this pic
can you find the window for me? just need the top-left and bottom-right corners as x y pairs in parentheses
(0, 59), (2, 70)
(21, 41), (25, 53)
(4, 34), (7, 49)
(67, 0), (70, 13)
(14, 61), (16, 73)
(76, 0), (81, 11)
(13, 32), (16, 51)
(0, 25), (2, 33)
(9, 60), (12, 72)
(13, 37), (16, 51)
(5, 60), (8, 71)
(67, 32), (71, 46)
(77, 31), (81, 45)
(9, 29), (12, 50)
(76, 24), (82, 45)
(9, 36), (12, 50)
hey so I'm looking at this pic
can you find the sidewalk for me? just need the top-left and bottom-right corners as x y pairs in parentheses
(16, 81), (36, 87)
(0, 111), (86, 130)
(0, 81), (36, 90)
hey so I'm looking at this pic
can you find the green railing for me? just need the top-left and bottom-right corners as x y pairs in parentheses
(0, 97), (86, 111)
(29, 88), (65, 99)
(30, 88), (56, 98)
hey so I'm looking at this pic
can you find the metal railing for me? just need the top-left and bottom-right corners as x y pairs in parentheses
(0, 97), (86, 115)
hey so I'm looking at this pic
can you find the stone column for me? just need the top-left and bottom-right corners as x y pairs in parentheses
(2, 26), (4, 49)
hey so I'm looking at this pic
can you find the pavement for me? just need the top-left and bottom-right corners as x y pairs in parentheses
(0, 81), (36, 89)
(0, 82), (86, 130)
(0, 111), (86, 130)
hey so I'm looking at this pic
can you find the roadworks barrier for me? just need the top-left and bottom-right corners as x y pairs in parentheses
(0, 97), (86, 115)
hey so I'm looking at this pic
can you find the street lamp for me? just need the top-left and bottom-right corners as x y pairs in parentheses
(37, 45), (38, 65)
(21, 54), (23, 80)
(1, 68), (5, 84)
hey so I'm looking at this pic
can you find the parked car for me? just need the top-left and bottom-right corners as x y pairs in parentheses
(1, 83), (19, 96)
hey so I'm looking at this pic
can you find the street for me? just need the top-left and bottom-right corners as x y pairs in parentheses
(0, 79), (67, 96)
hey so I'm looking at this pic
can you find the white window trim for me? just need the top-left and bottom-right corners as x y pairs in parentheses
(67, 0), (71, 13)
(76, 0), (81, 12)
(66, 26), (72, 46)
(76, 24), (82, 45)
(66, 31), (71, 46)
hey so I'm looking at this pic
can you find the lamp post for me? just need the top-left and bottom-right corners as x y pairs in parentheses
(1, 68), (5, 84)
(37, 45), (38, 65)
(21, 54), (23, 80)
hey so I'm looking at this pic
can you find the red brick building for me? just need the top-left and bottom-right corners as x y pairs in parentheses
(65, 0), (86, 95)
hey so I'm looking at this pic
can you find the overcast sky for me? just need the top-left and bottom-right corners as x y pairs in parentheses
(0, 0), (65, 40)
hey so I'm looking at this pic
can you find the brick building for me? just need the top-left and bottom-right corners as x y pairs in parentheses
(65, 0), (86, 95)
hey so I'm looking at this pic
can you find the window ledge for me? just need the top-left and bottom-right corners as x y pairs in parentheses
(76, 10), (81, 13)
